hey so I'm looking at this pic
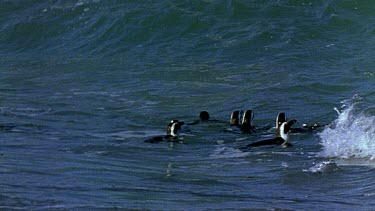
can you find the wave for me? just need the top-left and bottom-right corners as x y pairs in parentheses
(1, 1), (374, 59)
(318, 95), (375, 160)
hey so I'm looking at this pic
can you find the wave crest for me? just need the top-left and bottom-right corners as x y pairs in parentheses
(319, 95), (375, 159)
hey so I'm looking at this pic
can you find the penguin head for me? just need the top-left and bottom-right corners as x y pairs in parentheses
(242, 110), (254, 126)
(276, 112), (287, 136)
(276, 112), (287, 129)
(230, 110), (240, 126)
(279, 119), (297, 142)
(199, 111), (210, 121)
(167, 120), (185, 137)
(240, 110), (254, 133)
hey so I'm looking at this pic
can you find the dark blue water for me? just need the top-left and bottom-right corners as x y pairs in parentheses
(1, 1), (375, 209)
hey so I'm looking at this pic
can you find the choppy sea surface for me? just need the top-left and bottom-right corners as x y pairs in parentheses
(1, 1), (375, 210)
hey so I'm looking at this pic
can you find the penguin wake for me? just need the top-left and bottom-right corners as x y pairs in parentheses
(319, 96), (375, 160)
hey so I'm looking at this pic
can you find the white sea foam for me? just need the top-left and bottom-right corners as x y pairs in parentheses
(318, 95), (375, 160)
(305, 160), (339, 173)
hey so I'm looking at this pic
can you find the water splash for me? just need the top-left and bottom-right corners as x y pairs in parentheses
(318, 95), (375, 159)
(305, 160), (340, 173)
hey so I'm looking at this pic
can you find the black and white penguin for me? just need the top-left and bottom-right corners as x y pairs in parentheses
(277, 112), (321, 133)
(276, 112), (287, 136)
(144, 120), (185, 143)
(240, 110), (255, 133)
(243, 119), (297, 149)
(230, 110), (254, 133)
(230, 110), (241, 127)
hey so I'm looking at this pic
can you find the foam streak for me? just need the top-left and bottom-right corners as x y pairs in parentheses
(319, 97), (375, 159)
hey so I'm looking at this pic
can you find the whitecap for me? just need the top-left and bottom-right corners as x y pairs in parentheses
(318, 95), (375, 160)
(304, 160), (339, 173)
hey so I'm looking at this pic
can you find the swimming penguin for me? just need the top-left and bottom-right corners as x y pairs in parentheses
(144, 120), (185, 143)
(230, 110), (254, 133)
(199, 111), (210, 121)
(240, 110), (255, 133)
(187, 111), (210, 125)
(276, 112), (321, 133)
(242, 119), (297, 149)
(188, 111), (227, 125)
(290, 123), (321, 133)
(276, 112), (287, 136)
(230, 110), (241, 126)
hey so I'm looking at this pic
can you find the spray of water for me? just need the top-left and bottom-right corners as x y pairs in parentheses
(318, 95), (375, 159)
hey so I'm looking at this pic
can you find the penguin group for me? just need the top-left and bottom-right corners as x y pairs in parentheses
(144, 109), (322, 150)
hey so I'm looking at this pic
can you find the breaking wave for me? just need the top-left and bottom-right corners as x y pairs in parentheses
(319, 95), (375, 159)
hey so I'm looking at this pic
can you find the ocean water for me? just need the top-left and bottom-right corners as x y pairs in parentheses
(1, 0), (375, 209)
